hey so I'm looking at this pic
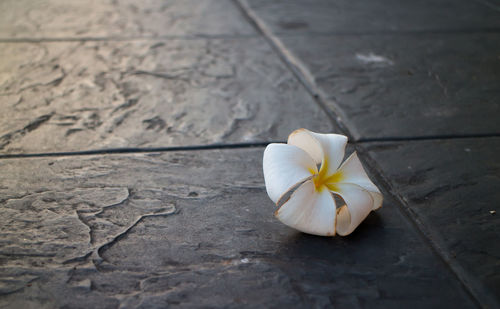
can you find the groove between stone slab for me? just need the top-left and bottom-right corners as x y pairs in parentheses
(2, 134), (499, 159)
(358, 133), (500, 143)
(0, 34), (260, 43)
(0, 141), (279, 159)
(2, 28), (499, 44)
(271, 27), (500, 37)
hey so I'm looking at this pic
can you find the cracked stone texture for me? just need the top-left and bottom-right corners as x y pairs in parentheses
(361, 137), (500, 307)
(0, 149), (476, 308)
(257, 33), (500, 139)
(0, 38), (335, 153)
(0, 0), (255, 38)
(241, 0), (500, 34)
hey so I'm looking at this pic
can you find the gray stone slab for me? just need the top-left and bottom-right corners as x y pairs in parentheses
(361, 137), (500, 307)
(0, 38), (334, 153)
(241, 0), (500, 34)
(267, 33), (500, 139)
(0, 0), (255, 38)
(0, 149), (476, 308)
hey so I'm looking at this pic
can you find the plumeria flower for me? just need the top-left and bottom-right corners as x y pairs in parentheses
(263, 129), (382, 236)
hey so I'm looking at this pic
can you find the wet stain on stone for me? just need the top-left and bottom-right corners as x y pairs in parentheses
(279, 21), (308, 30)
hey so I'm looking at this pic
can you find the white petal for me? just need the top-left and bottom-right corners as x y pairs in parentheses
(287, 129), (323, 164)
(288, 128), (348, 175)
(275, 180), (336, 236)
(263, 143), (317, 204)
(336, 152), (383, 210)
(332, 183), (374, 236)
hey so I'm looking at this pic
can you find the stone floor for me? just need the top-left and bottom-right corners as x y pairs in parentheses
(0, 1), (499, 308)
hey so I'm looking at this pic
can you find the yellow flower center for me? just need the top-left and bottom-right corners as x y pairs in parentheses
(312, 157), (343, 192)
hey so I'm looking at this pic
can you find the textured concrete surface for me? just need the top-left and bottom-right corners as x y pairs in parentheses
(0, 0), (255, 38)
(361, 138), (500, 307)
(0, 150), (476, 308)
(239, 0), (500, 140)
(1, 0), (499, 308)
(270, 33), (500, 139)
(240, 0), (500, 34)
(0, 39), (333, 153)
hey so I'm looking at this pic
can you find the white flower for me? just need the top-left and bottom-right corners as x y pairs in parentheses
(263, 129), (383, 236)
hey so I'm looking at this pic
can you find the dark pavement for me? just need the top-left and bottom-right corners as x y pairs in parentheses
(0, 1), (499, 308)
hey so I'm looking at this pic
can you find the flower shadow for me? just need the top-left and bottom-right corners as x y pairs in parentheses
(277, 212), (384, 260)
